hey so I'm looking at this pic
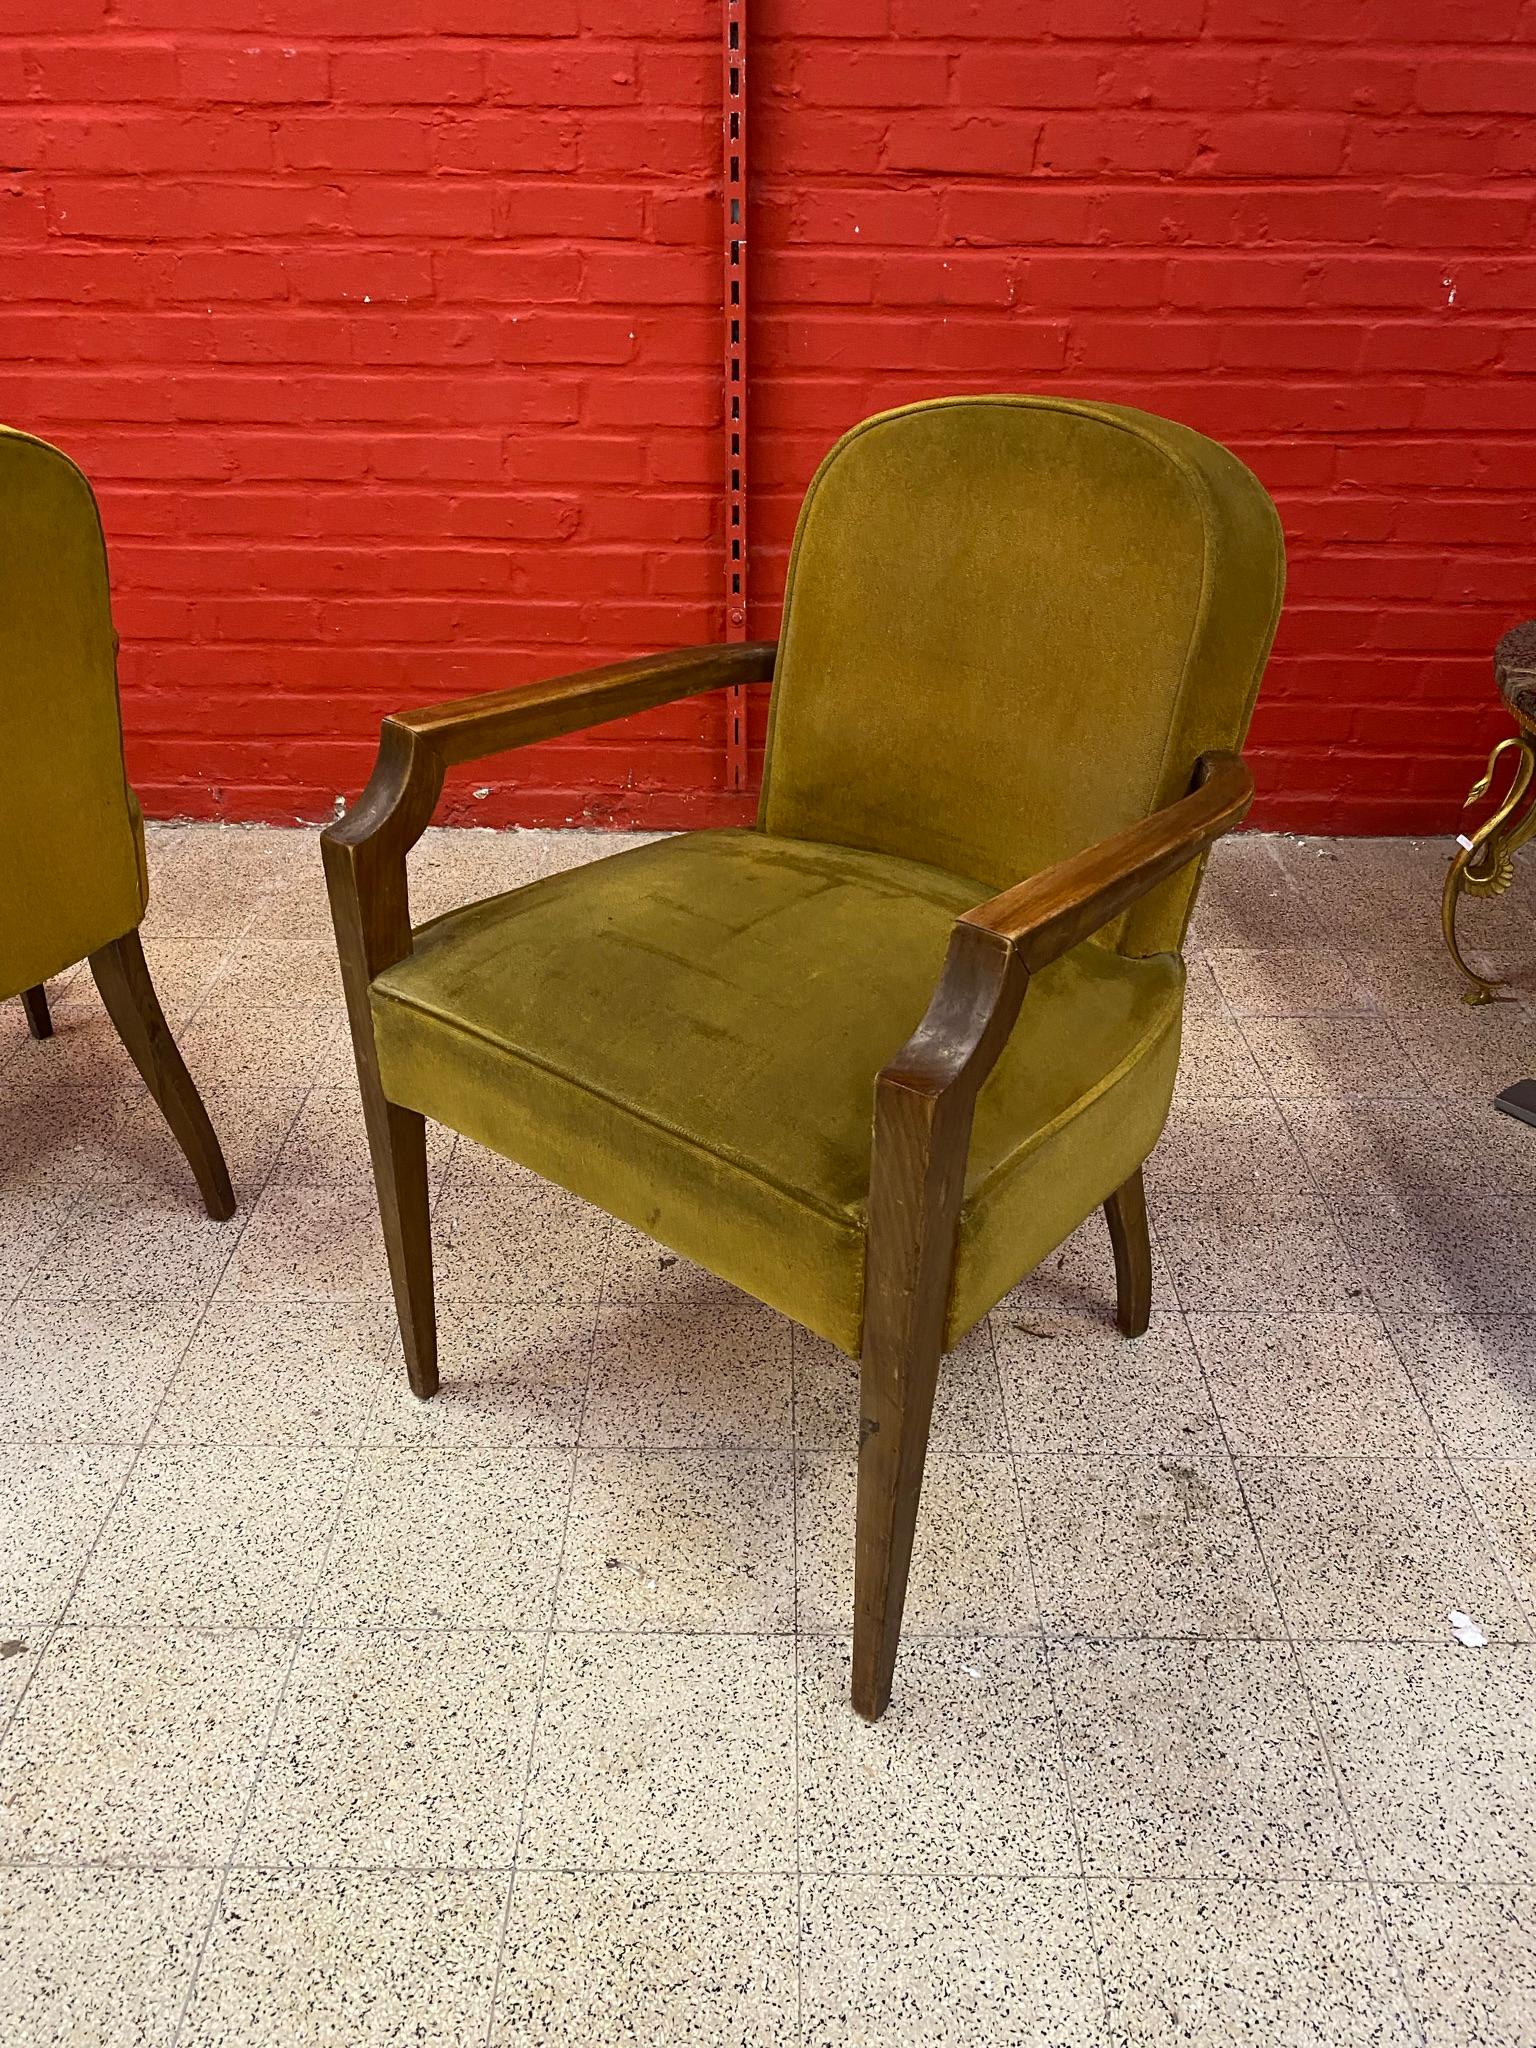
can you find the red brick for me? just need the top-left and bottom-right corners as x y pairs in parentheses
(177, 43), (329, 102)
(10, 0), (1531, 833)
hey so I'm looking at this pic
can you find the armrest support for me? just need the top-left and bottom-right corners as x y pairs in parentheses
(320, 640), (777, 991)
(879, 750), (1254, 1107)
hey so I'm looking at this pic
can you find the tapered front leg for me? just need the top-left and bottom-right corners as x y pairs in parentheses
(21, 984), (52, 1040)
(1103, 1165), (1152, 1338)
(853, 1084), (971, 1722)
(359, 1089), (438, 1400)
(88, 930), (234, 1220)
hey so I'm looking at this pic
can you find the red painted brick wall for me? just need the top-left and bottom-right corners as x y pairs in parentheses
(2, 1), (1533, 834)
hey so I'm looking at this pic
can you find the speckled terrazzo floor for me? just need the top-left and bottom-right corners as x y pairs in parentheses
(3, 822), (1536, 2046)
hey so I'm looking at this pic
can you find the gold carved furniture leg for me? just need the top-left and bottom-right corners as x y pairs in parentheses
(1442, 733), (1536, 1006)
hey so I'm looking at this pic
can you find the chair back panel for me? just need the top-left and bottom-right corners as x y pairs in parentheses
(0, 426), (144, 996)
(758, 396), (1284, 954)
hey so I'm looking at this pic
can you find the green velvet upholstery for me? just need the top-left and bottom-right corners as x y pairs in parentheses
(0, 424), (147, 999)
(762, 395), (1284, 956)
(369, 395), (1282, 1355)
(373, 829), (1183, 1352)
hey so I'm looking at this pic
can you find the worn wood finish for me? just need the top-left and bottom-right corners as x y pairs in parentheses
(386, 641), (777, 768)
(321, 641), (777, 1399)
(87, 930), (234, 1220)
(961, 751), (1253, 962)
(852, 749), (1254, 1719)
(21, 983), (51, 1039)
(1103, 1167), (1152, 1339)
(855, 920), (1028, 1721)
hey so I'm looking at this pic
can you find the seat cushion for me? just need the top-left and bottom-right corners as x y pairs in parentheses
(371, 829), (1183, 1354)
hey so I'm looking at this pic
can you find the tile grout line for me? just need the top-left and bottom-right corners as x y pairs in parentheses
(157, 908), (376, 2048)
(0, 907), (280, 1753)
(1205, 887), (1434, 2047)
(480, 1269), (604, 2047)
(993, 1297), (1111, 2033)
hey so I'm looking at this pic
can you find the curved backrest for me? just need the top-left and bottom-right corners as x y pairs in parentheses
(0, 425), (145, 997)
(758, 395), (1284, 955)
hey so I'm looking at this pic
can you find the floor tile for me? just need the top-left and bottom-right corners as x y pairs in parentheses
(1392, 1006), (1536, 1099)
(367, 1298), (597, 1448)
(801, 1876), (1102, 2047)
(270, 1084), (454, 1188)
(0, 1194), (82, 1301)
(0, 1302), (199, 1445)
(84, 1080), (309, 1211)
(433, 1160), (613, 1307)
(1147, 1095), (1309, 1200)
(1189, 1311), (1437, 1455)
(181, 1870), (507, 2048)
(28, 1190), (244, 1307)
(796, 1321), (1006, 1454)
(1205, 946), (1373, 1016)
(1378, 1882), (1536, 2048)
(1302, 1644), (1536, 1880)
(559, 1450), (795, 1633)
(1459, 1460), (1536, 1624)
(519, 1634), (796, 1873)
(238, 1629), (543, 1869)
(797, 1638), (1074, 1876)
(1349, 939), (1529, 1013)
(602, 1222), (751, 1310)
(1171, 1012), (1269, 1099)
(797, 1453), (1034, 1637)
(1388, 1314), (1536, 1457)
(210, 941), (344, 1013)
(0, 1445), (134, 1633)
(215, 1184), (391, 1303)
(0, 1866), (219, 2048)
(1158, 1191), (1367, 1313)
(313, 1449), (570, 1628)
(998, 1310), (1219, 1455)
(999, 1215), (1174, 1324)
(1050, 1641), (1356, 1879)
(1239, 1457), (1525, 1642)
(69, 1448), (350, 1627)
(1280, 1096), (1477, 1206)
(0, 1628), (287, 1864)
(175, 1005), (339, 1091)
(1020, 1452), (1282, 1639)
(1333, 1199), (1536, 1318)
(1237, 1013), (1427, 1100)
(493, 1873), (798, 2047)
(584, 1302), (794, 1448)
(1093, 1880), (1415, 2046)
(151, 1301), (394, 1447)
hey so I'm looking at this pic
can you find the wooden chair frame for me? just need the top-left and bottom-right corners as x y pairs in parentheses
(323, 641), (1252, 1719)
(18, 934), (235, 1222)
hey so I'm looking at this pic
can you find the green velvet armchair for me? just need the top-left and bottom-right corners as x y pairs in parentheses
(324, 395), (1284, 1720)
(1, 424), (233, 1220)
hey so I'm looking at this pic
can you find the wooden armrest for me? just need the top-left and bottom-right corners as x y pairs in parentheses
(879, 751), (1253, 1103)
(961, 750), (1254, 969)
(321, 639), (777, 990)
(383, 640), (777, 770)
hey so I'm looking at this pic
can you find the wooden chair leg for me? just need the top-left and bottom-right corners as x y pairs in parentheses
(853, 1312), (944, 1723)
(21, 983), (52, 1040)
(1104, 1165), (1152, 1338)
(87, 930), (235, 1222)
(358, 1091), (439, 1400)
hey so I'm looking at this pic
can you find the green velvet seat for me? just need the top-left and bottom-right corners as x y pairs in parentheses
(326, 393), (1284, 1719)
(0, 423), (233, 1218)
(373, 827), (1181, 1354)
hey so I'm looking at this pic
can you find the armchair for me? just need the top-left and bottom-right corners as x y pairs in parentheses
(1, 425), (233, 1220)
(324, 395), (1284, 1719)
